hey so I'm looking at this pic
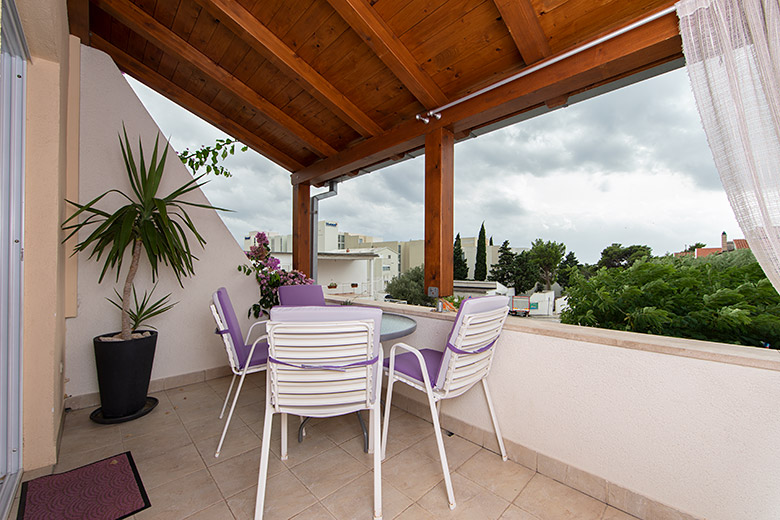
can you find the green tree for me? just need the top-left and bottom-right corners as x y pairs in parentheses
(557, 251), (580, 290)
(684, 242), (707, 253)
(561, 250), (780, 348)
(488, 241), (515, 287)
(178, 138), (247, 178)
(597, 243), (652, 269)
(528, 239), (566, 290)
(385, 266), (435, 307)
(453, 233), (469, 280)
(513, 251), (538, 293)
(475, 223), (487, 281)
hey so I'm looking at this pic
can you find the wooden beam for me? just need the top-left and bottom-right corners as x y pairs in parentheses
(195, 0), (384, 138)
(92, 0), (336, 158)
(292, 183), (312, 276)
(292, 12), (681, 186)
(325, 0), (449, 109)
(492, 0), (551, 64)
(67, 0), (90, 44)
(424, 127), (454, 298)
(91, 34), (305, 171)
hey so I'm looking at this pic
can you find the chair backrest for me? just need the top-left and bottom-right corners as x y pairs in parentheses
(435, 295), (509, 397)
(278, 284), (325, 306)
(211, 287), (249, 369)
(267, 306), (383, 417)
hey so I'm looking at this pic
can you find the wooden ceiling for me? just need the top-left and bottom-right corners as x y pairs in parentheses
(67, 0), (681, 186)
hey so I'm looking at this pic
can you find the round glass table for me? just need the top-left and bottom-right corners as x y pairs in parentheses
(380, 312), (417, 341)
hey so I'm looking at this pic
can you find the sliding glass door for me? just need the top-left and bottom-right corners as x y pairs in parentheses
(0, 0), (28, 516)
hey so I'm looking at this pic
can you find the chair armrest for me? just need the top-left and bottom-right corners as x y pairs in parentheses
(244, 319), (268, 345)
(385, 342), (434, 389)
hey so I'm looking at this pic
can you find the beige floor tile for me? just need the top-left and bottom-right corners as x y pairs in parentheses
(417, 472), (510, 519)
(382, 445), (445, 502)
(58, 419), (123, 455)
(133, 443), (206, 490)
(338, 432), (378, 469)
(183, 410), (246, 443)
(271, 420), (339, 469)
(514, 474), (607, 520)
(307, 413), (365, 445)
(172, 396), (228, 425)
(233, 402), (267, 433)
(602, 506), (639, 520)
(291, 502), (338, 519)
(229, 470), (318, 520)
(409, 432), (482, 472)
(135, 468), (223, 520)
(500, 505), (542, 519)
(394, 503), (436, 520)
(205, 375), (237, 395)
(321, 471), (412, 520)
(382, 409), (436, 458)
(123, 422), (193, 463)
(290, 446), (368, 500)
(120, 402), (182, 441)
(209, 447), (284, 498)
(457, 450), (535, 502)
(194, 423), (260, 466)
(54, 443), (127, 474)
(182, 500), (235, 519)
(166, 382), (219, 404)
(20, 465), (52, 482)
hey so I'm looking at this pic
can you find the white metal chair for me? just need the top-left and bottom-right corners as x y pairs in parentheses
(382, 295), (510, 510)
(255, 306), (384, 520)
(210, 287), (268, 458)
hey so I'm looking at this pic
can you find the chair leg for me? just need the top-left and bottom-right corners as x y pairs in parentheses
(216, 370), (248, 457)
(482, 379), (507, 461)
(254, 406), (274, 520)
(219, 374), (237, 419)
(381, 373), (397, 460)
(372, 401), (383, 519)
(425, 390), (456, 509)
(280, 413), (288, 460)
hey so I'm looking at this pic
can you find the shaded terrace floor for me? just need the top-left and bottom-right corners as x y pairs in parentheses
(11, 373), (637, 519)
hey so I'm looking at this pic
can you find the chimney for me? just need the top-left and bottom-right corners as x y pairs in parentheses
(721, 231), (728, 252)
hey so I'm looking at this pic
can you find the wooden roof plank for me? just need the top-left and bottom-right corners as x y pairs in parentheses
(93, 0), (337, 157)
(325, 0), (448, 109)
(292, 12), (682, 185)
(195, 0), (384, 137)
(91, 34), (304, 171)
(492, 0), (551, 64)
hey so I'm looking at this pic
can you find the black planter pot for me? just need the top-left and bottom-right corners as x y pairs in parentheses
(90, 330), (159, 424)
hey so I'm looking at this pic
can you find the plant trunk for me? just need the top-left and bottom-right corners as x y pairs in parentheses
(120, 239), (142, 339)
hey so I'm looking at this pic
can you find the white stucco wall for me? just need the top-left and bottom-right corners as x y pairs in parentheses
(387, 311), (780, 520)
(64, 46), (260, 399)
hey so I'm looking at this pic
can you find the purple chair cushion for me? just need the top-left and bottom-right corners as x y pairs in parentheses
(215, 287), (268, 369)
(278, 285), (325, 306)
(383, 348), (442, 388)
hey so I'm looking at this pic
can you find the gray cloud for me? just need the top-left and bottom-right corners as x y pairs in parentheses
(127, 67), (740, 265)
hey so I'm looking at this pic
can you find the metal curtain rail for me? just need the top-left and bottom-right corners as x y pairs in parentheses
(416, 5), (678, 122)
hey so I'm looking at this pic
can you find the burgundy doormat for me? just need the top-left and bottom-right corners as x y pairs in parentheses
(17, 452), (150, 520)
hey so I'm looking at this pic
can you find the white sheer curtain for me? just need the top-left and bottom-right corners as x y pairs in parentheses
(677, 0), (780, 291)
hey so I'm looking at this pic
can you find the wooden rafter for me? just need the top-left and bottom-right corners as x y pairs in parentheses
(91, 34), (304, 171)
(325, 0), (449, 109)
(492, 0), (551, 64)
(292, 12), (682, 186)
(193, 0), (384, 138)
(66, 0), (91, 44)
(92, 0), (337, 158)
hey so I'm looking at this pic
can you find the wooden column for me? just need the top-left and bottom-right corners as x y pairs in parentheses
(424, 127), (454, 297)
(292, 182), (311, 276)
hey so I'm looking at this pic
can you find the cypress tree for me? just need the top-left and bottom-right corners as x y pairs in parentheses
(453, 233), (468, 280)
(475, 223), (487, 281)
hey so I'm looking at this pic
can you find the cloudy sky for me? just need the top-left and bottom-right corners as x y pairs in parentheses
(126, 66), (741, 264)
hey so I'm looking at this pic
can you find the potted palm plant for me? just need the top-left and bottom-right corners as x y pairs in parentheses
(63, 125), (224, 423)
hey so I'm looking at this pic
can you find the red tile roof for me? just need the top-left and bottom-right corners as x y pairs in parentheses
(695, 247), (722, 258)
(733, 239), (750, 250)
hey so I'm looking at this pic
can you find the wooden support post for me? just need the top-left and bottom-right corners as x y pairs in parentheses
(292, 182), (311, 276)
(424, 127), (454, 298)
